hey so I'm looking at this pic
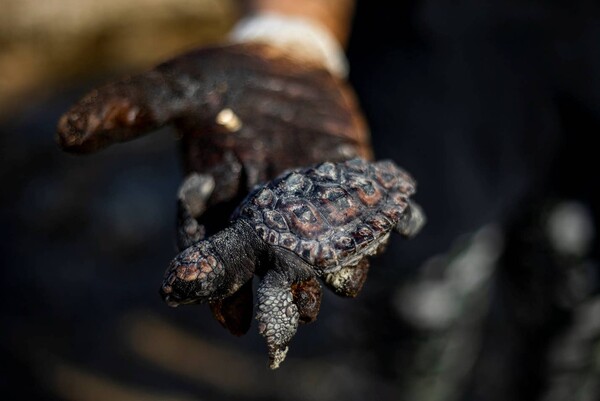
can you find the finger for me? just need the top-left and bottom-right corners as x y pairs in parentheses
(176, 173), (215, 251)
(209, 280), (254, 336)
(290, 277), (322, 324)
(176, 200), (206, 252)
(56, 68), (189, 153)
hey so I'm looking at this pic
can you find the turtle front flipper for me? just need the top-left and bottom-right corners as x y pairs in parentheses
(256, 270), (300, 369)
(395, 201), (426, 238)
(176, 173), (215, 250)
(324, 258), (370, 297)
(209, 279), (253, 336)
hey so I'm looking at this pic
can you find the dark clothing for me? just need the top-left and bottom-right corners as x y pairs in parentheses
(349, 0), (598, 264)
(346, 2), (600, 399)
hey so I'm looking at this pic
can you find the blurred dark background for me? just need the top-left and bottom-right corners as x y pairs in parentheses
(1, 1), (599, 400)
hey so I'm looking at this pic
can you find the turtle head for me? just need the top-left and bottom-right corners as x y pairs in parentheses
(159, 241), (226, 307)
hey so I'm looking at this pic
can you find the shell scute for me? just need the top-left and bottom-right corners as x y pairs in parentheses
(255, 224), (270, 242)
(346, 175), (384, 206)
(240, 204), (262, 222)
(313, 185), (360, 225)
(296, 240), (319, 264)
(279, 232), (299, 251)
(313, 162), (339, 181)
(389, 192), (409, 211)
(278, 172), (312, 195)
(381, 204), (402, 221)
(352, 224), (375, 251)
(254, 188), (275, 207)
(279, 199), (326, 239)
(365, 214), (393, 236)
(264, 210), (288, 231)
(266, 230), (280, 245)
(345, 158), (369, 174)
(374, 168), (399, 189)
(315, 243), (336, 266)
(332, 233), (356, 259)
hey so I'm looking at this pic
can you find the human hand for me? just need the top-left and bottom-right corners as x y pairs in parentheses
(56, 41), (371, 336)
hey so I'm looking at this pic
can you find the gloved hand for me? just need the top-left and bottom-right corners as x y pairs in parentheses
(56, 40), (371, 336)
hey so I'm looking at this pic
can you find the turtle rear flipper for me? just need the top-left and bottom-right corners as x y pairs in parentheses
(324, 257), (370, 297)
(256, 271), (300, 369)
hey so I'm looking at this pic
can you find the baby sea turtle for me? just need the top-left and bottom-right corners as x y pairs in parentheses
(160, 158), (425, 368)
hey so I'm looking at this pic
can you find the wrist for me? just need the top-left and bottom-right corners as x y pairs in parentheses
(229, 12), (349, 78)
(247, 0), (354, 45)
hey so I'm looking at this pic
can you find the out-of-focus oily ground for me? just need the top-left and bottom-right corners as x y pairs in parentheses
(1, 1), (600, 401)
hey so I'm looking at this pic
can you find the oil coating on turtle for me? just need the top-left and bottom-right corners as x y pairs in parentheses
(160, 158), (425, 368)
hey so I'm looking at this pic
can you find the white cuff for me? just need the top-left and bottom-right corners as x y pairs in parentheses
(229, 12), (349, 78)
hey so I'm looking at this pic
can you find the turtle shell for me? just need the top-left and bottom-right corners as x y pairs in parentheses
(233, 158), (417, 272)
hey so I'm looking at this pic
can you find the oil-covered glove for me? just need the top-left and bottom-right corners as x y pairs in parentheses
(57, 23), (371, 338)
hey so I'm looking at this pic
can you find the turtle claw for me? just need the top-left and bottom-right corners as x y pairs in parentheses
(268, 346), (289, 370)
